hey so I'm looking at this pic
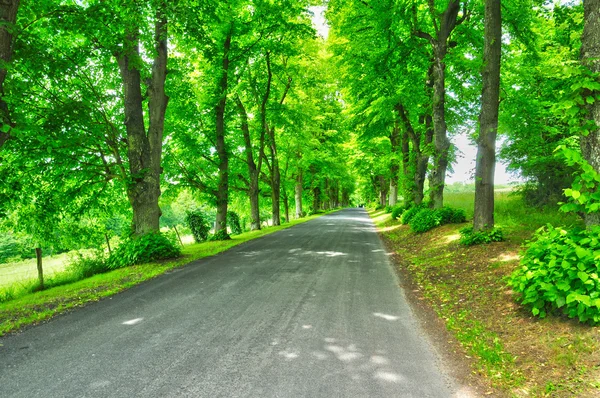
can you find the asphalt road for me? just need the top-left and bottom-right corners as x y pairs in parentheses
(0, 209), (458, 397)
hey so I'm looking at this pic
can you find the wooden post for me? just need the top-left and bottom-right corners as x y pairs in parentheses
(173, 225), (184, 246)
(35, 247), (44, 291)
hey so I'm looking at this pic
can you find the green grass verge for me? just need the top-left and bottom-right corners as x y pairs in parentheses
(0, 211), (335, 337)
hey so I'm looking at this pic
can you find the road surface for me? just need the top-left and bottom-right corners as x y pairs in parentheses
(0, 209), (459, 397)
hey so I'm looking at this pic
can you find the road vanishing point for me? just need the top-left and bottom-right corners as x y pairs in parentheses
(0, 209), (462, 397)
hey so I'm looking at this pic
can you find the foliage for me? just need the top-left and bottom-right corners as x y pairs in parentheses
(459, 227), (504, 246)
(66, 252), (109, 279)
(384, 205), (393, 214)
(409, 207), (467, 234)
(410, 209), (440, 233)
(209, 230), (231, 242)
(391, 204), (409, 220)
(185, 210), (211, 243)
(401, 204), (427, 225)
(106, 233), (181, 270)
(509, 225), (600, 324)
(227, 211), (242, 235)
(558, 146), (600, 215)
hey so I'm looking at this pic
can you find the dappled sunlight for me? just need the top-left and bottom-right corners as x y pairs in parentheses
(122, 318), (144, 326)
(275, 337), (408, 388)
(373, 312), (400, 321)
(491, 252), (520, 262)
(445, 233), (460, 243)
(380, 224), (402, 233)
(289, 249), (349, 258)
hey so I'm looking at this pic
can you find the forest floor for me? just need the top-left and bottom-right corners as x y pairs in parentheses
(371, 195), (600, 397)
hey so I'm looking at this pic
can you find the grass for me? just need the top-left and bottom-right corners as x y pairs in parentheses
(372, 194), (600, 397)
(0, 212), (333, 337)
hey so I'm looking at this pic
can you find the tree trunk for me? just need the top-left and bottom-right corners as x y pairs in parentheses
(214, 29), (232, 237)
(0, 0), (18, 149)
(117, 5), (168, 236)
(35, 247), (43, 291)
(389, 120), (401, 206)
(173, 225), (184, 246)
(581, 0), (600, 227)
(105, 234), (112, 254)
(283, 189), (290, 223)
(312, 186), (321, 213)
(235, 95), (261, 230)
(421, 0), (462, 209)
(474, 0), (502, 231)
(295, 171), (303, 218)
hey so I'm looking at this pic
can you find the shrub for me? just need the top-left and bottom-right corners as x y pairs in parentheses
(436, 207), (467, 224)
(410, 209), (439, 233)
(227, 211), (242, 235)
(459, 227), (504, 246)
(185, 210), (210, 243)
(107, 233), (181, 270)
(375, 204), (385, 211)
(209, 229), (231, 241)
(508, 225), (600, 324)
(391, 204), (409, 220)
(401, 204), (426, 225)
(66, 251), (109, 278)
(384, 205), (393, 214)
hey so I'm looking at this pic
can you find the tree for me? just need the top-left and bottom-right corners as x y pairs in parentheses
(473, 0), (502, 231)
(0, 0), (19, 149)
(579, 0), (600, 226)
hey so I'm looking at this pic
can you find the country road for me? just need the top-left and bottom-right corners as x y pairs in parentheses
(0, 209), (460, 397)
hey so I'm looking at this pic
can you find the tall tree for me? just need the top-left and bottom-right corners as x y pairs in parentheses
(580, 0), (600, 226)
(413, 0), (469, 208)
(473, 0), (502, 231)
(116, 1), (169, 235)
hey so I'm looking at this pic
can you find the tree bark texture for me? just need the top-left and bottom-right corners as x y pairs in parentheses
(0, 0), (18, 149)
(295, 171), (303, 218)
(214, 29), (232, 236)
(474, 0), (502, 231)
(235, 96), (261, 230)
(117, 5), (168, 236)
(268, 126), (281, 226)
(581, 0), (600, 226)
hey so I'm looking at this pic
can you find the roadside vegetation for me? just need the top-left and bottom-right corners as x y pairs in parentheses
(371, 191), (600, 397)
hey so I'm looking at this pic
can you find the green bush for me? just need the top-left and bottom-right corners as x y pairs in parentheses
(107, 233), (181, 270)
(209, 229), (231, 241)
(391, 204), (408, 220)
(185, 210), (210, 243)
(459, 227), (504, 246)
(410, 209), (439, 233)
(508, 225), (600, 324)
(384, 205), (393, 214)
(227, 211), (242, 235)
(401, 204), (426, 225)
(66, 251), (109, 279)
(436, 207), (467, 224)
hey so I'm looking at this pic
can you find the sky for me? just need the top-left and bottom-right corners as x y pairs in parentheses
(308, 6), (520, 185)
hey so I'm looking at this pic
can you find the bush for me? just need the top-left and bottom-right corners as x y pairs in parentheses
(508, 225), (600, 324)
(66, 251), (109, 279)
(459, 227), (504, 246)
(391, 204), (409, 220)
(227, 211), (242, 235)
(410, 209), (439, 233)
(185, 210), (210, 243)
(384, 205), (393, 214)
(209, 229), (231, 241)
(107, 232), (181, 270)
(401, 204), (426, 225)
(436, 207), (467, 224)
